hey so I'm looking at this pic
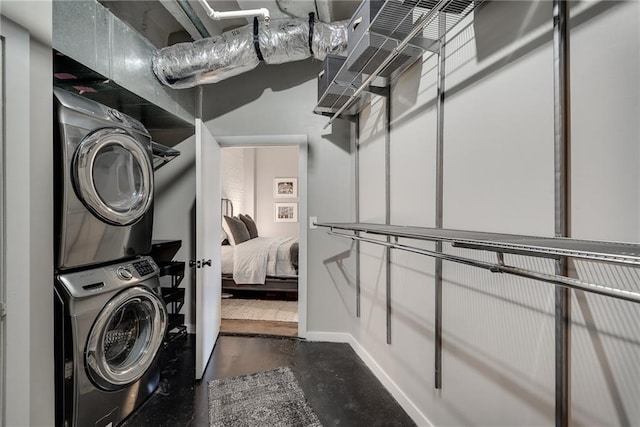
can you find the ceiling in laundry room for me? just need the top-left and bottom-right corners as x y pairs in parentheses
(97, 0), (358, 47)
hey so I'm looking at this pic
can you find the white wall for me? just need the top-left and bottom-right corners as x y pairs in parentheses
(221, 145), (299, 237)
(565, 3), (639, 424)
(202, 60), (355, 335)
(221, 147), (247, 216)
(243, 148), (256, 216)
(255, 146), (299, 238)
(1, 3), (55, 426)
(354, 1), (640, 426)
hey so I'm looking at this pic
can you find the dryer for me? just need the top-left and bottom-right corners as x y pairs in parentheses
(54, 88), (155, 270)
(54, 256), (167, 427)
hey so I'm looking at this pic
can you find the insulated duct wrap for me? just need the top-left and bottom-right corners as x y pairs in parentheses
(153, 19), (347, 88)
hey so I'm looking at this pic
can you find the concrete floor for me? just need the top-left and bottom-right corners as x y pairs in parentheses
(121, 334), (416, 426)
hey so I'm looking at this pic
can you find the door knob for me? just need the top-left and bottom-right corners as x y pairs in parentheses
(189, 260), (197, 267)
(202, 259), (212, 267)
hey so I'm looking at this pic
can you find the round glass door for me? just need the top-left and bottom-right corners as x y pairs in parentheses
(73, 128), (153, 226)
(85, 286), (167, 390)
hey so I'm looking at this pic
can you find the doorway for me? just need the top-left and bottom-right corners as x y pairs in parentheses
(216, 135), (308, 338)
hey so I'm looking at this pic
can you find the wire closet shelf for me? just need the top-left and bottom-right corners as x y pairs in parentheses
(318, 222), (640, 305)
(314, 0), (482, 125)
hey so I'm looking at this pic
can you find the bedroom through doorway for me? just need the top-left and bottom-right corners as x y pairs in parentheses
(219, 143), (302, 337)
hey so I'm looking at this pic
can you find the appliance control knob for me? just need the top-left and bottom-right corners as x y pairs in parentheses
(116, 267), (133, 280)
(108, 109), (124, 122)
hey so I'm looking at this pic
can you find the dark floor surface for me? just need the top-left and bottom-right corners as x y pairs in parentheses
(121, 334), (416, 426)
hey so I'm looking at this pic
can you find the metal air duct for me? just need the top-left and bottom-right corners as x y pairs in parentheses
(152, 17), (348, 89)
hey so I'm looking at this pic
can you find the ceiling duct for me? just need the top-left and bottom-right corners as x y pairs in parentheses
(152, 17), (347, 89)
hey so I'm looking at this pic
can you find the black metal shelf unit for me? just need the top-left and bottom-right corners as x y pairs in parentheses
(151, 141), (180, 171)
(159, 261), (186, 341)
(150, 240), (187, 343)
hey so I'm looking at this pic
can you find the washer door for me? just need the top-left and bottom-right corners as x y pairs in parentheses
(85, 286), (167, 391)
(73, 128), (153, 226)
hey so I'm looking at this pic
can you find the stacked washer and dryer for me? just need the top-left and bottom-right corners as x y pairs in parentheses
(53, 88), (167, 427)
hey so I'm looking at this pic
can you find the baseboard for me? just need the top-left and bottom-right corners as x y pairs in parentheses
(305, 331), (434, 426)
(347, 335), (434, 427)
(185, 323), (195, 334)
(303, 331), (351, 343)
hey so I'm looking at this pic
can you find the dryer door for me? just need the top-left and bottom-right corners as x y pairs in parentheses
(85, 286), (167, 390)
(73, 128), (154, 226)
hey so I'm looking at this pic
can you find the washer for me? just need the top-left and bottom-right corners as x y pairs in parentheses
(54, 88), (155, 270)
(54, 256), (167, 427)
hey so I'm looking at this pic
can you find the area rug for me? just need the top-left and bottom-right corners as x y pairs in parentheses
(221, 298), (298, 322)
(208, 367), (322, 427)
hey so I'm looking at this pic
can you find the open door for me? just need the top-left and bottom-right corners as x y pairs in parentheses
(0, 36), (5, 427)
(195, 118), (221, 380)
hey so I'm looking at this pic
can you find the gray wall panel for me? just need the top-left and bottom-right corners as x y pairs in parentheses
(1, 5), (55, 426)
(354, 1), (640, 425)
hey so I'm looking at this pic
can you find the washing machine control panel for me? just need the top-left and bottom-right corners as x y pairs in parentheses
(56, 256), (160, 298)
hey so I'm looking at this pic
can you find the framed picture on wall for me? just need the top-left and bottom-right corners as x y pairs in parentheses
(275, 202), (298, 222)
(273, 178), (297, 198)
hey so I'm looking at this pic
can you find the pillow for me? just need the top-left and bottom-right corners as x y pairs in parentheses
(239, 214), (259, 239)
(222, 215), (251, 245)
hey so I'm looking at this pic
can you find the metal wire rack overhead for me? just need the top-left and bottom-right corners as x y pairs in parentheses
(314, 0), (482, 122)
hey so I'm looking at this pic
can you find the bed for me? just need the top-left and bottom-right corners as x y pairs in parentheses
(220, 199), (298, 295)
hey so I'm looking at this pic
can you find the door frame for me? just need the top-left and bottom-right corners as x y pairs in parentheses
(216, 135), (308, 336)
(0, 33), (5, 427)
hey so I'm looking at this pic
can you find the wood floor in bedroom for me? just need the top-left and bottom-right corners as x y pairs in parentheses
(220, 319), (298, 337)
(220, 295), (299, 337)
(121, 334), (416, 427)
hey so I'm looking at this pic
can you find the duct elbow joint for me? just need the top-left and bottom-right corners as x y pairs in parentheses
(260, 8), (270, 26)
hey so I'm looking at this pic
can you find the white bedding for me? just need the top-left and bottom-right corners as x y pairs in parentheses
(221, 245), (234, 275)
(222, 236), (298, 284)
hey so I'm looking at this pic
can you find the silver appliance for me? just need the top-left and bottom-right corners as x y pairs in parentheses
(55, 256), (167, 427)
(54, 88), (155, 270)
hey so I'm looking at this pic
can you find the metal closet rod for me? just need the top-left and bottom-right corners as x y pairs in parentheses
(323, 0), (451, 129)
(327, 231), (640, 305)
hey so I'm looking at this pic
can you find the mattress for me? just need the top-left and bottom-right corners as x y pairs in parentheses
(221, 245), (234, 275)
(221, 236), (298, 284)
